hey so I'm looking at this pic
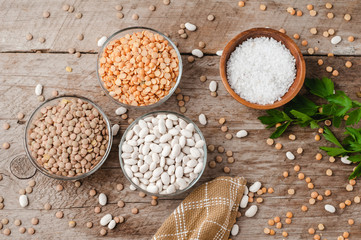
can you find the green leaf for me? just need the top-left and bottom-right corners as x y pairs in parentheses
(333, 116), (342, 128)
(323, 126), (343, 147)
(326, 91), (353, 116)
(349, 141), (361, 152)
(290, 110), (312, 122)
(258, 109), (291, 128)
(352, 100), (361, 107)
(289, 110), (319, 129)
(310, 121), (319, 129)
(270, 121), (291, 139)
(321, 103), (338, 116)
(305, 77), (334, 98)
(319, 146), (348, 156)
(349, 163), (361, 180)
(346, 108), (361, 125)
(345, 127), (361, 144)
(348, 155), (361, 162)
(285, 96), (319, 116)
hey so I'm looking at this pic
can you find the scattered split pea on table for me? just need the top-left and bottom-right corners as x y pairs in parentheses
(1, 0), (361, 239)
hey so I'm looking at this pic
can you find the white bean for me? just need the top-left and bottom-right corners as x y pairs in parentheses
(286, 151), (295, 160)
(112, 124), (120, 136)
(108, 220), (116, 229)
(19, 195), (28, 207)
(341, 156), (351, 164)
(249, 181), (261, 192)
(35, 84), (43, 96)
(198, 114), (207, 125)
(185, 22), (197, 31)
(245, 205), (258, 217)
(194, 162), (203, 174)
(100, 214), (112, 226)
(325, 204), (336, 213)
(161, 172), (170, 185)
(147, 184), (158, 193)
(240, 195), (248, 208)
(192, 49), (203, 58)
(236, 130), (248, 138)
(331, 36), (342, 45)
(209, 81), (217, 92)
(175, 166), (183, 178)
(115, 107), (127, 115)
(231, 224), (239, 236)
(97, 36), (108, 47)
(99, 193), (107, 206)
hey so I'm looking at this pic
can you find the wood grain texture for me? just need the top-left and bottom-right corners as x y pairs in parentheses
(0, 0), (360, 55)
(1, 0), (361, 239)
(1, 53), (361, 239)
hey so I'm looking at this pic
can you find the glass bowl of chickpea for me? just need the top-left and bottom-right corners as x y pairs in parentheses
(96, 27), (183, 108)
(24, 95), (113, 180)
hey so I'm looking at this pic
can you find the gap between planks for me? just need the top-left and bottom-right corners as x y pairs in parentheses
(1, 51), (361, 57)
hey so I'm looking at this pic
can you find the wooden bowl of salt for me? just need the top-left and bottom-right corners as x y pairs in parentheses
(219, 27), (306, 110)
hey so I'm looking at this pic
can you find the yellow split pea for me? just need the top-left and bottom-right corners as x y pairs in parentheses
(99, 31), (179, 106)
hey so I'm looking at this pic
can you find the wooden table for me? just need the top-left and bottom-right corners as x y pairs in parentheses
(1, 0), (360, 239)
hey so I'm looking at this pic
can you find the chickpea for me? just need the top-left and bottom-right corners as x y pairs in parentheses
(325, 190), (331, 196)
(315, 153), (323, 160)
(309, 10), (317, 16)
(289, 134), (296, 140)
(238, 1), (245, 7)
(266, 138), (274, 145)
(345, 61), (352, 68)
(275, 143), (282, 150)
(294, 165), (300, 172)
(344, 14), (351, 21)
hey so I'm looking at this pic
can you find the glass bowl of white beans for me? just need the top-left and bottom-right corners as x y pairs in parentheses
(24, 95), (113, 180)
(96, 27), (183, 109)
(119, 111), (207, 197)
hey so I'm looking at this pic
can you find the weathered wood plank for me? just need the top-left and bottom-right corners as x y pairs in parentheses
(0, 0), (360, 55)
(0, 53), (361, 239)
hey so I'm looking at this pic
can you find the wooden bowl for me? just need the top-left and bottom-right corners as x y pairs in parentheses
(219, 28), (306, 110)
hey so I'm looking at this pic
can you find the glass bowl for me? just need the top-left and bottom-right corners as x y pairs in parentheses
(119, 111), (207, 197)
(96, 26), (183, 109)
(24, 95), (113, 181)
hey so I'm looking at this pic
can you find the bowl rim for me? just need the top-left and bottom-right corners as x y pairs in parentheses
(24, 95), (113, 181)
(219, 27), (306, 110)
(118, 110), (207, 197)
(96, 26), (183, 109)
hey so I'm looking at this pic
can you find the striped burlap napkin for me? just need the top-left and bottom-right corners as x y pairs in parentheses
(153, 176), (247, 240)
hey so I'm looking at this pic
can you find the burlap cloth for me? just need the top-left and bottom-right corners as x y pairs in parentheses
(153, 176), (247, 240)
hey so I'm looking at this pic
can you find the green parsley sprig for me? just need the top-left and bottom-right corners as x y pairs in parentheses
(258, 77), (361, 179)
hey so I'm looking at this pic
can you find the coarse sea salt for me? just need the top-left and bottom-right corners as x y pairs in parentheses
(227, 37), (296, 105)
